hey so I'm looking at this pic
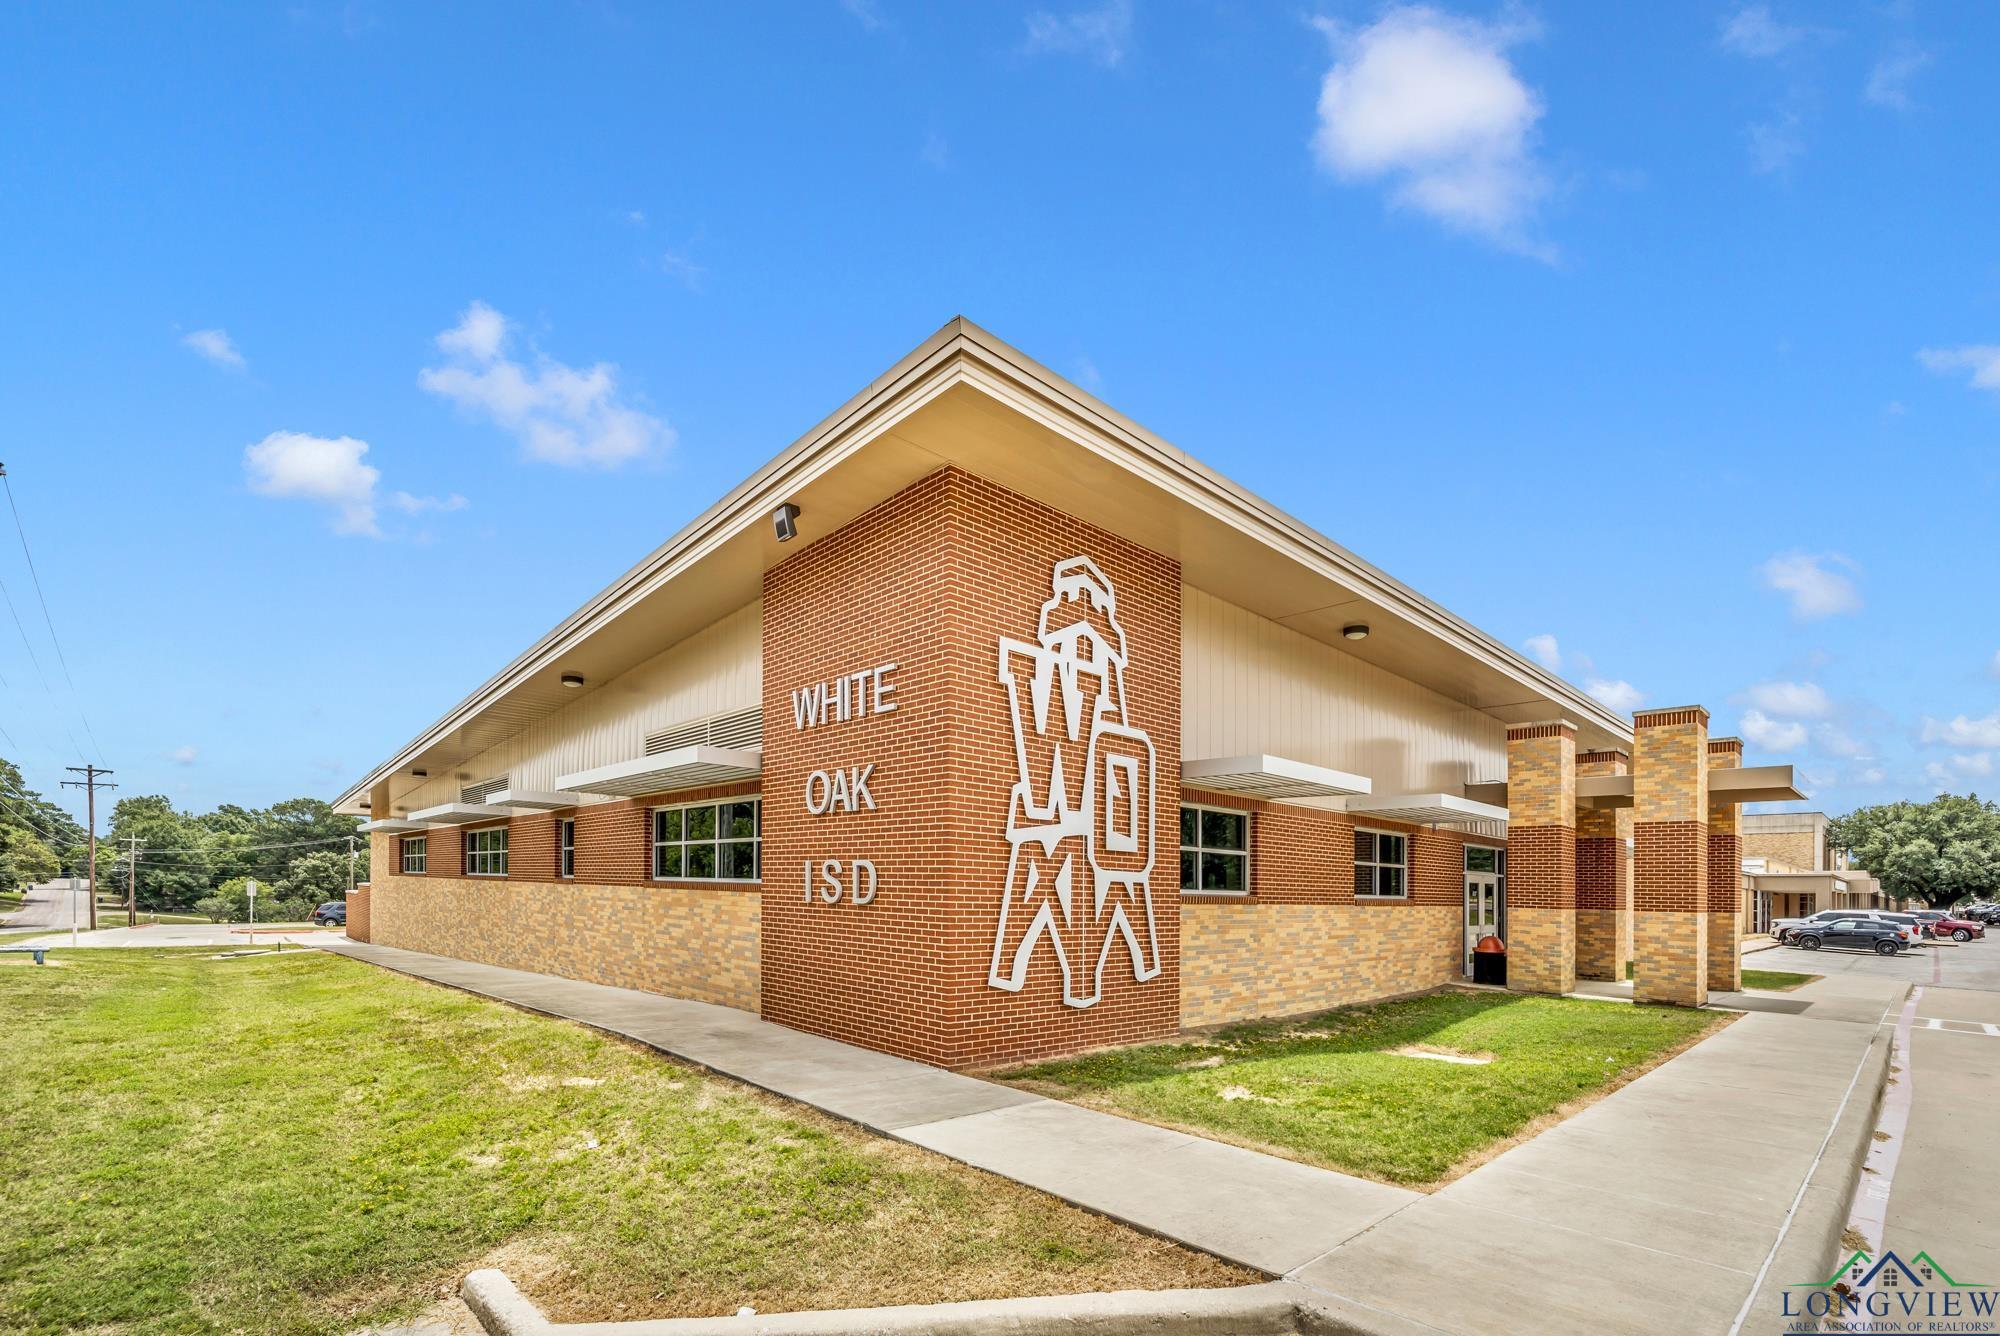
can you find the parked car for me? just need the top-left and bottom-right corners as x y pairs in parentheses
(1789, 919), (1906, 955)
(309, 901), (347, 926)
(1773, 910), (1916, 947)
(1933, 916), (1987, 942)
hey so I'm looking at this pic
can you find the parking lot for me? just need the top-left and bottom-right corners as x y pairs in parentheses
(1757, 932), (2000, 1285)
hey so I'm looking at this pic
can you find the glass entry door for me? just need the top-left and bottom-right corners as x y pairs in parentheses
(1464, 874), (1501, 975)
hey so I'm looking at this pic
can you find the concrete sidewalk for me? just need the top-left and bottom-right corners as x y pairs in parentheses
(320, 941), (1902, 1335)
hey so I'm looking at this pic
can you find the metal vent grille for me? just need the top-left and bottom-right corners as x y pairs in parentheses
(459, 776), (510, 804)
(646, 707), (762, 756)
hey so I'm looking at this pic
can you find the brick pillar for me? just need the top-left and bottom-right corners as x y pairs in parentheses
(1575, 749), (1631, 982)
(1633, 706), (1709, 1007)
(1707, 737), (1744, 992)
(1506, 721), (1577, 995)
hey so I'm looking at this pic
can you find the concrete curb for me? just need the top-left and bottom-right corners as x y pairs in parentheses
(1743, 992), (1901, 1331)
(459, 1270), (1364, 1335)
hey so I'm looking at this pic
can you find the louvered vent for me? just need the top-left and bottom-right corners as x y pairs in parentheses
(645, 706), (763, 756)
(459, 776), (510, 804)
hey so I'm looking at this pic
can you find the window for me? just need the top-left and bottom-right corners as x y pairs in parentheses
(465, 826), (509, 877)
(1179, 804), (1248, 893)
(1355, 829), (1407, 898)
(1463, 845), (1506, 877)
(558, 819), (575, 879)
(653, 799), (760, 882)
(400, 835), (427, 875)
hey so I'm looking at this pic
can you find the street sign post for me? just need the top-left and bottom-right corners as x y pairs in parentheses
(246, 878), (258, 946)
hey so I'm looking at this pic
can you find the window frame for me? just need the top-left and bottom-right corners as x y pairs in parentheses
(1354, 827), (1409, 900)
(400, 835), (427, 875)
(651, 797), (761, 884)
(557, 818), (575, 880)
(464, 825), (509, 878)
(1179, 802), (1250, 896)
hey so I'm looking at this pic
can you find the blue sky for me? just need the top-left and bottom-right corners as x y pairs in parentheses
(2, 0), (1997, 824)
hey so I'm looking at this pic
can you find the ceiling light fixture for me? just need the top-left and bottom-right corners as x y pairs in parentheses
(561, 672), (585, 689)
(1342, 624), (1371, 641)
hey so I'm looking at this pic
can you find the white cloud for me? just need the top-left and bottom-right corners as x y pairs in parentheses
(1921, 714), (2000, 748)
(1523, 633), (1561, 671)
(1719, 5), (1804, 58)
(1584, 678), (1644, 713)
(169, 745), (198, 765)
(183, 327), (246, 370)
(1310, 5), (1550, 256)
(243, 432), (382, 536)
(1740, 709), (1808, 751)
(1758, 551), (1861, 620)
(1742, 679), (1832, 718)
(418, 301), (672, 469)
(658, 249), (707, 291)
(388, 491), (469, 515)
(1745, 111), (1805, 175)
(841, 0), (886, 31)
(1853, 766), (1886, 786)
(1926, 754), (1994, 784)
(1865, 41), (1931, 112)
(1813, 724), (1868, 758)
(1023, 0), (1132, 67)
(1919, 345), (2000, 394)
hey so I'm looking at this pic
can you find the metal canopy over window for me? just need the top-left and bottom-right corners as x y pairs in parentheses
(555, 745), (763, 799)
(407, 802), (515, 826)
(360, 818), (434, 833)
(484, 788), (584, 811)
(1343, 792), (1510, 831)
(1180, 754), (1371, 804)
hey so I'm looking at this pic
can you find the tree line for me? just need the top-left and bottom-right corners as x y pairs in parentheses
(1828, 792), (2000, 909)
(1, 756), (368, 923)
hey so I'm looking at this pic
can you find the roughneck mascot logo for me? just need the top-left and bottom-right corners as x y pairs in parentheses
(989, 556), (1159, 1009)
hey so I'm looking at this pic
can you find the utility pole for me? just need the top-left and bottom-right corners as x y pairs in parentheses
(61, 764), (115, 932)
(124, 835), (139, 927)
(347, 834), (356, 895)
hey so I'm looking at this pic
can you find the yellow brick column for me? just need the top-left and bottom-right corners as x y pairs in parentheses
(1633, 706), (1709, 1007)
(1707, 737), (1744, 992)
(1575, 749), (1631, 982)
(1506, 721), (1577, 995)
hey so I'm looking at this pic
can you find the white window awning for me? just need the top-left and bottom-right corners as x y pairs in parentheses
(554, 745), (762, 799)
(360, 818), (434, 833)
(1182, 754), (1372, 803)
(485, 788), (583, 811)
(407, 802), (512, 826)
(1344, 792), (1510, 828)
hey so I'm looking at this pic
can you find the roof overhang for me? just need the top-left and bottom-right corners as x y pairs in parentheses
(1750, 872), (1849, 893)
(334, 319), (1634, 816)
(1345, 792), (1510, 828)
(485, 788), (584, 811)
(1711, 765), (1807, 804)
(360, 818), (435, 834)
(1182, 755), (1371, 804)
(555, 746), (763, 799)
(408, 803), (512, 827)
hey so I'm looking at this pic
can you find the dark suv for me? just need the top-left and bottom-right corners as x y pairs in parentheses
(309, 901), (347, 926)
(1790, 918), (1905, 955)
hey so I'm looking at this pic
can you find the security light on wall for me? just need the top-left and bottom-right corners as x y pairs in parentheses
(411, 768), (428, 778)
(1342, 624), (1371, 641)
(773, 502), (802, 542)
(560, 672), (585, 689)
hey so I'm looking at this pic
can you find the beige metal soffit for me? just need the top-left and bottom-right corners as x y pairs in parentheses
(555, 746), (763, 799)
(485, 789), (584, 811)
(1711, 765), (1807, 804)
(1182, 755), (1371, 803)
(1345, 793), (1510, 826)
(360, 818), (434, 833)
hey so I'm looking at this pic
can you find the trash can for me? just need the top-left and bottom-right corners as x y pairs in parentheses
(1471, 934), (1506, 986)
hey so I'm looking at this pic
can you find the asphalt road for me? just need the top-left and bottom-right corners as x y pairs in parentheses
(1757, 935), (2000, 1287)
(10, 918), (337, 948)
(1, 882), (92, 931)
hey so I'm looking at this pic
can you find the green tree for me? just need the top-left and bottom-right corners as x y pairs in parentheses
(104, 795), (213, 912)
(276, 849), (354, 905)
(1830, 794), (2000, 909)
(0, 828), (59, 890)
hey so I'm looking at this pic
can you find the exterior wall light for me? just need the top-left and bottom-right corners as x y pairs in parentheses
(1343, 624), (1371, 641)
(561, 672), (585, 688)
(773, 502), (802, 542)
(411, 768), (428, 778)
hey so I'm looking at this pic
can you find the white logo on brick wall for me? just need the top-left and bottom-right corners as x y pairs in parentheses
(989, 556), (1159, 1009)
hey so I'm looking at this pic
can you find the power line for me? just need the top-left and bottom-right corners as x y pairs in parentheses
(127, 833), (361, 857)
(0, 464), (107, 764)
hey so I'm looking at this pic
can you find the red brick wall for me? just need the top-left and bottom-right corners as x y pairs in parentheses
(761, 467), (1182, 1068)
(346, 886), (371, 943)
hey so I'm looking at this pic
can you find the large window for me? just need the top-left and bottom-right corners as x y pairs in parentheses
(558, 818), (575, 879)
(1180, 804), (1248, 894)
(1354, 829), (1407, 898)
(653, 799), (760, 882)
(400, 835), (427, 875)
(465, 826), (508, 877)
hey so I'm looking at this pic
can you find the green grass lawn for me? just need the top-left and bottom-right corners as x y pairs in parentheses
(997, 990), (1727, 1187)
(0, 950), (1244, 1334)
(1740, 967), (1820, 991)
